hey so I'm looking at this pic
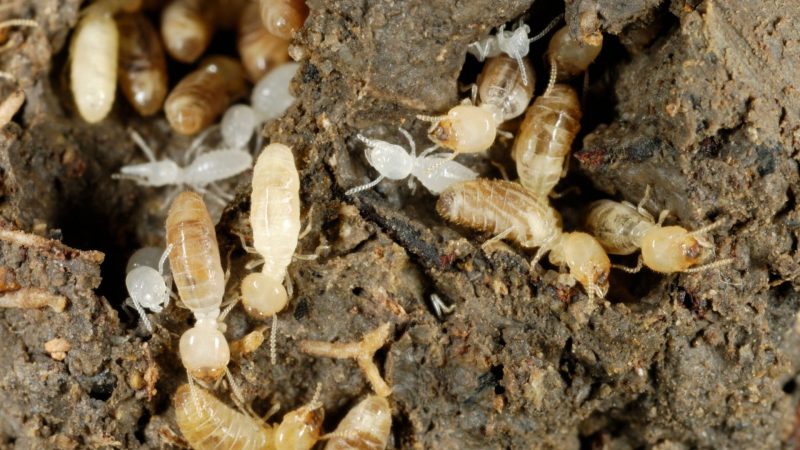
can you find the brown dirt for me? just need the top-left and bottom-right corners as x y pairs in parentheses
(1, 0), (799, 449)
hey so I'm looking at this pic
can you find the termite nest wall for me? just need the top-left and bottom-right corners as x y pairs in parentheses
(1, 0), (799, 448)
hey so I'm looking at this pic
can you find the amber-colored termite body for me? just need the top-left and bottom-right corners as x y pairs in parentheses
(477, 55), (534, 123)
(259, 0), (308, 40)
(164, 55), (248, 135)
(512, 84), (581, 198)
(238, 1), (290, 81)
(161, 0), (215, 63)
(117, 13), (168, 116)
(437, 179), (610, 299)
(546, 25), (602, 81)
(166, 191), (229, 381)
(324, 395), (392, 450)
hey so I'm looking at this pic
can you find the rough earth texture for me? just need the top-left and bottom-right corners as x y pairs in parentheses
(1, 0), (799, 449)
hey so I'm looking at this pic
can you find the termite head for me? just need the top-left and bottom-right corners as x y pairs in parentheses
(179, 314), (230, 382)
(241, 272), (288, 318)
(274, 397), (324, 450)
(550, 232), (610, 299)
(360, 136), (414, 180)
(425, 104), (497, 154)
(641, 225), (708, 273)
(118, 160), (181, 186)
(125, 266), (168, 311)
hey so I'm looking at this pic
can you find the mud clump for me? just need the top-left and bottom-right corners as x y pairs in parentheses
(1, 0), (799, 449)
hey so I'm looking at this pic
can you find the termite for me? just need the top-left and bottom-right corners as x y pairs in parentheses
(166, 191), (230, 382)
(324, 395), (392, 450)
(114, 129), (253, 207)
(345, 128), (477, 195)
(299, 322), (393, 397)
(124, 245), (173, 333)
(238, 1), (290, 81)
(584, 187), (734, 274)
(160, 0), (215, 63)
(164, 55), (248, 135)
(117, 13), (168, 116)
(476, 55), (535, 123)
(174, 382), (323, 450)
(546, 25), (602, 81)
(250, 61), (300, 122)
(467, 15), (563, 86)
(240, 143), (300, 319)
(70, 2), (129, 123)
(437, 179), (610, 299)
(512, 84), (581, 198)
(259, 0), (309, 40)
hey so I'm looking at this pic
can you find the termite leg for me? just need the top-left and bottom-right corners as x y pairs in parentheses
(129, 129), (159, 163)
(657, 209), (670, 226)
(481, 227), (514, 251)
(130, 296), (155, 333)
(235, 232), (258, 254)
(345, 175), (386, 196)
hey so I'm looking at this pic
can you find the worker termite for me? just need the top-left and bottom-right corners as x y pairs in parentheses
(584, 187), (734, 274)
(437, 179), (610, 299)
(219, 62), (301, 150)
(259, 0), (309, 40)
(166, 191), (230, 382)
(117, 13), (168, 116)
(546, 25), (602, 81)
(240, 143), (300, 319)
(324, 395), (392, 450)
(174, 382), (323, 450)
(512, 84), (581, 198)
(165, 55), (248, 135)
(238, 1), (290, 81)
(299, 322), (393, 397)
(124, 245), (173, 333)
(114, 129), (253, 207)
(160, 0), (215, 63)
(476, 55), (535, 123)
(467, 16), (562, 86)
(345, 128), (477, 195)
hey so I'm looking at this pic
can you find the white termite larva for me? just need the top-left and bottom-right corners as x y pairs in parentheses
(124, 245), (172, 333)
(241, 143), (301, 319)
(221, 103), (259, 150)
(174, 382), (324, 450)
(250, 62), (301, 122)
(512, 84), (581, 198)
(160, 0), (215, 63)
(166, 191), (229, 382)
(115, 129), (253, 206)
(70, 7), (119, 123)
(546, 25), (603, 81)
(324, 395), (392, 450)
(437, 179), (610, 299)
(345, 128), (478, 195)
(585, 189), (734, 274)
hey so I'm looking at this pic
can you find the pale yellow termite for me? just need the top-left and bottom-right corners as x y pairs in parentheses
(585, 187), (734, 274)
(164, 55), (248, 135)
(476, 54), (535, 124)
(117, 13), (168, 116)
(174, 383), (323, 450)
(324, 395), (392, 450)
(546, 25), (603, 81)
(512, 84), (581, 198)
(240, 143), (301, 319)
(160, 0), (215, 63)
(238, 1), (290, 81)
(166, 191), (229, 382)
(259, 0), (309, 40)
(437, 179), (610, 299)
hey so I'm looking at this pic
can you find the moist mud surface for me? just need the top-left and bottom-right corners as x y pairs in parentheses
(1, 0), (800, 448)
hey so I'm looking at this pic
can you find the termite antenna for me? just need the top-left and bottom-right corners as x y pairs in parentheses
(270, 314), (277, 365)
(397, 127), (416, 156)
(0, 19), (39, 30)
(130, 296), (154, 333)
(689, 218), (727, 238)
(681, 257), (735, 273)
(424, 152), (457, 176)
(345, 175), (386, 195)
(129, 129), (158, 162)
(529, 13), (563, 42)
(309, 382), (322, 408)
(415, 113), (447, 123)
(544, 57), (557, 96)
(611, 256), (644, 274)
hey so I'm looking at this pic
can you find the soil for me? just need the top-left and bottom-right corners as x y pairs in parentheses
(1, 0), (799, 449)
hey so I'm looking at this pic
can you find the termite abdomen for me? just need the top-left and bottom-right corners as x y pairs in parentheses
(117, 13), (168, 116)
(238, 1), (290, 81)
(161, 0), (215, 63)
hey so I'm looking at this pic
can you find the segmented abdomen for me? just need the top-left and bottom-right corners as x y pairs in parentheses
(324, 396), (391, 450)
(512, 84), (581, 197)
(437, 179), (561, 248)
(584, 200), (652, 255)
(174, 384), (275, 450)
(478, 55), (534, 122)
(251, 144), (301, 277)
(166, 191), (225, 314)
